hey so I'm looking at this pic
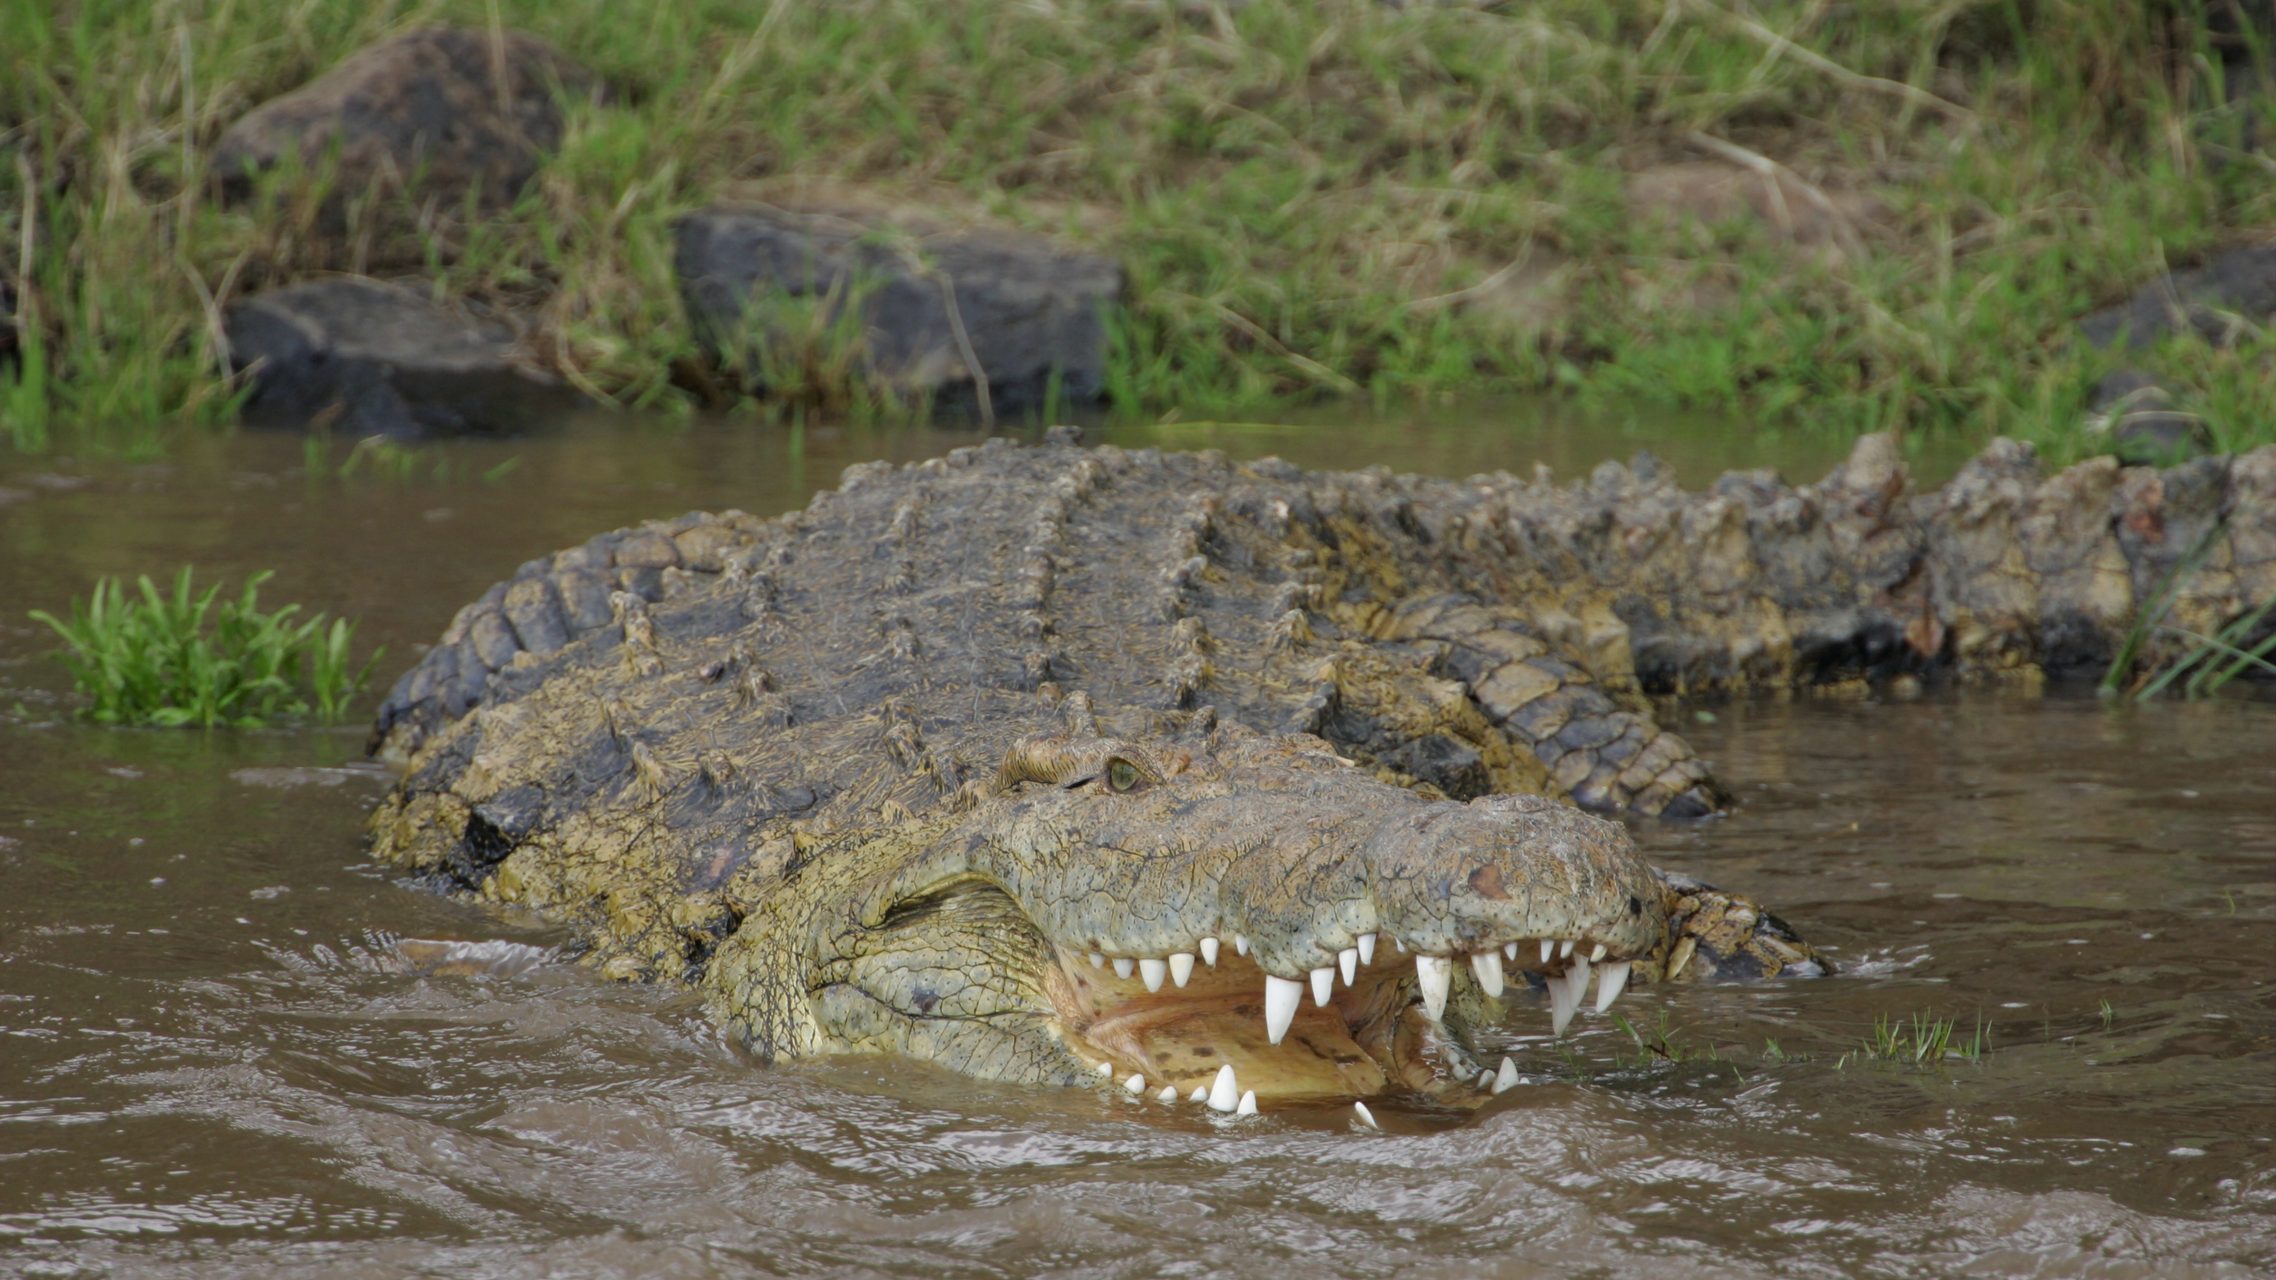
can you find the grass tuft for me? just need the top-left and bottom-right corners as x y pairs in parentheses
(2103, 516), (2276, 699)
(28, 568), (380, 727)
(1601, 1008), (1992, 1079)
(301, 429), (524, 484)
(1608, 1010), (1741, 1076)
(1841, 1011), (1990, 1068)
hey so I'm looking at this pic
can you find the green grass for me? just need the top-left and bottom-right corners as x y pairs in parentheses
(304, 430), (525, 484)
(1609, 1010), (1741, 1073)
(2145, 596), (2276, 698)
(2, 0), (2271, 454)
(1601, 1007), (1991, 1079)
(718, 272), (922, 423)
(28, 568), (380, 726)
(2103, 516), (2276, 700)
(1840, 1011), (1991, 1068)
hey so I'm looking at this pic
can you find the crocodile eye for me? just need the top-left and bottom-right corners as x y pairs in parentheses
(1105, 758), (1143, 794)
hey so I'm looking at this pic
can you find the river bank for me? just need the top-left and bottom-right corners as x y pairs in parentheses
(2, 1), (2270, 458)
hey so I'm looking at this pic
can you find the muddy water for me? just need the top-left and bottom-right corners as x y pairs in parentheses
(1, 409), (2270, 1278)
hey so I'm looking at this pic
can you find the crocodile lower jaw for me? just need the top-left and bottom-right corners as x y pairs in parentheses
(1042, 933), (1637, 1111)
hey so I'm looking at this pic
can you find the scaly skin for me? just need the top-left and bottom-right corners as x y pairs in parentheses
(367, 430), (2274, 1107)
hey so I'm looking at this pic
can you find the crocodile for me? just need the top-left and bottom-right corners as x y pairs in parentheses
(367, 429), (2275, 1111)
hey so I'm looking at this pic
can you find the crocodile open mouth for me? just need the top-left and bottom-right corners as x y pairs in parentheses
(1045, 929), (1636, 1114)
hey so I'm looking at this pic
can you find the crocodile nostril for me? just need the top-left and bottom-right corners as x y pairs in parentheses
(1629, 895), (1643, 916)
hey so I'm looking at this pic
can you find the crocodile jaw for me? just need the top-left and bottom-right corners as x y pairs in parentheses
(1042, 931), (1637, 1108)
(1047, 945), (1405, 1101)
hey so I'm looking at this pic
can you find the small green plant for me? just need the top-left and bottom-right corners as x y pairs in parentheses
(2099, 999), (2115, 1030)
(312, 432), (524, 486)
(2, 305), (53, 452)
(2145, 597), (2276, 700)
(2104, 516), (2276, 700)
(1843, 1011), (1989, 1068)
(1609, 1010), (1739, 1074)
(28, 568), (381, 727)
(721, 271), (917, 423)
(336, 435), (444, 483)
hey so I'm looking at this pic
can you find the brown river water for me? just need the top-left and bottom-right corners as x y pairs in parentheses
(2, 408), (2271, 1277)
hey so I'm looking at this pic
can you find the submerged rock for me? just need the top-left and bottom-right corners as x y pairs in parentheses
(225, 277), (565, 437)
(674, 204), (1123, 419)
(211, 27), (599, 226)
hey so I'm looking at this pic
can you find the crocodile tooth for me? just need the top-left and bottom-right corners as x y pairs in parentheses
(1668, 936), (1697, 980)
(1504, 941), (1519, 962)
(1560, 939), (1575, 959)
(1471, 948), (1505, 997)
(1140, 958), (1167, 992)
(1235, 1090), (1258, 1117)
(1123, 1073), (1146, 1095)
(1199, 936), (1220, 966)
(1190, 1086), (1207, 1103)
(1415, 955), (1453, 1021)
(1476, 1069), (1494, 1088)
(1353, 1100), (1378, 1130)
(1310, 966), (1335, 1007)
(1234, 935), (1251, 957)
(1337, 947), (1359, 986)
(1356, 932), (1376, 965)
(1393, 936), (1407, 952)
(1158, 1085), (1177, 1102)
(1207, 1064), (1239, 1112)
(1556, 965), (1593, 1015)
(1263, 974), (1304, 1044)
(1493, 1055), (1519, 1094)
(1096, 1061), (1113, 1076)
(1540, 939), (1555, 964)
(1168, 953), (1195, 987)
(1549, 973), (1579, 1036)
(1089, 952), (1105, 968)
(1595, 960), (1632, 1012)
(1113, 957), (1135, 979)
(1568, 952), (1592, 999)
(1590, 943), (1607, 963)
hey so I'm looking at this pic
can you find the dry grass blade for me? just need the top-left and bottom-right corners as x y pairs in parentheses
(1684, 0), (1975, 124)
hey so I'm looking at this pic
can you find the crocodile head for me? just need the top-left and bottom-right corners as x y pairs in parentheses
(704, 727), (1813, 1109)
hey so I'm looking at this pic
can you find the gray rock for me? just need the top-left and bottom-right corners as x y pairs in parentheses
(212, 28), (600, 225)
(2089, 374), (2217, 465)
(2077, 241), (2275, 463)
(674, 205), (1123, 419)
(225, 277), (566, 437)
(2079, 242), (2276, 352)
